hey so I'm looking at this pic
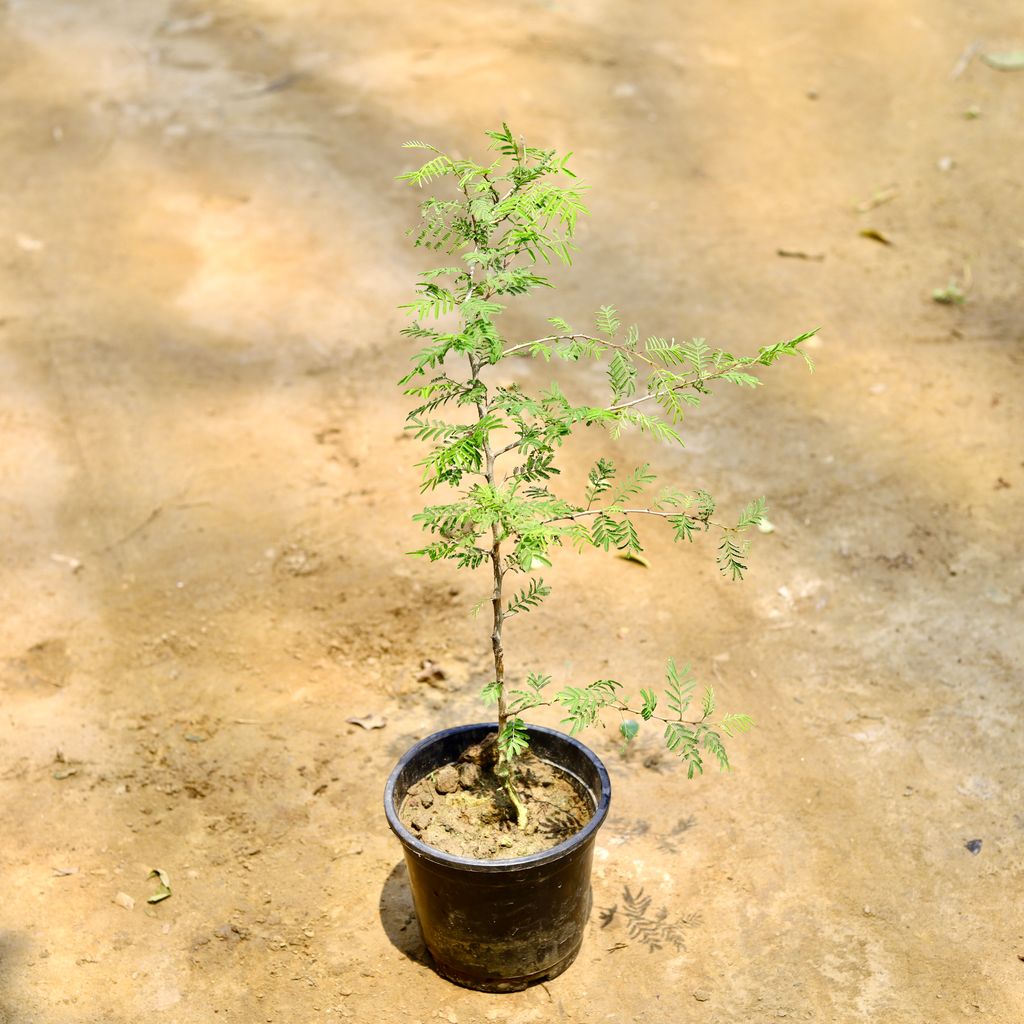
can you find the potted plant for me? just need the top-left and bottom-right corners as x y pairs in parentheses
(384, 124), (814, 991)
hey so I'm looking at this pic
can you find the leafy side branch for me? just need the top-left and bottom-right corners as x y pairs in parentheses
(485, 660), (755, 780)
(398, 124), (814, 822)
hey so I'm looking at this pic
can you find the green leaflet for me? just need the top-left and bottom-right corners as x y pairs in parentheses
(480, 680), (502, 705)
(505, 578), (551, 616)
(683, 337), (710, 374)
(608, 351), (637, 402)
(498, 717), (529, 758)
(737, 496), (768, 531)
(701, 685), (716, 719)
(507, 673), (552, 714)
(585, 458), (616, 506)
(555, 680), (622, 735)
(645, 336), (688, 365)
(666, 660), (696, 718)
(668, 513), (697, 543)
(640, 688), (658, 719)
(664, 722), (704, 778)
(757, 329), (818, 371)
(720, 713), (754, 737)
(595, 304), (620, 338)
(608, 463), (655, 505)
(396, 154), (454, 187)
(650, 371), (702, 424)
(703, 731), (730, 771)
(717, 536), (750, 581)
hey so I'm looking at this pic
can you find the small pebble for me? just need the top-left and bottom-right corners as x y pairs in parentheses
(693, 989), (710, 1002)
(964, 838), (982, 855)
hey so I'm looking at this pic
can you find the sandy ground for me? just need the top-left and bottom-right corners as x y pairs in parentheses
(1, 1), (1022, 1021)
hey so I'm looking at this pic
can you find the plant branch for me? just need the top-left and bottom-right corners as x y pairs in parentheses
(492, 438), (522, 458)
(516, 696), (712, 730)
(542, 506), (723, 530)
(605, 360), (755, 413)
(613, 704), (712, 728)
(502, 333), (657, 366)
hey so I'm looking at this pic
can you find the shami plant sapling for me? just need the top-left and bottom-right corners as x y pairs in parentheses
(398, 124), (815, 831)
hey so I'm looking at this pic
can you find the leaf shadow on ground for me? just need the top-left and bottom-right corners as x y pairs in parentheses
(598, 885), (702, 953)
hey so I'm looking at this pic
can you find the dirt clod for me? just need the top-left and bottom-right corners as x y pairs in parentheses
(433, 766), (460, 795)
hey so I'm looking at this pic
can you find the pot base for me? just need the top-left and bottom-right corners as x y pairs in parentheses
(432, 939), (583, 993)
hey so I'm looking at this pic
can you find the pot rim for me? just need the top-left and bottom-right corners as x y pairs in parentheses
(384, 722), (611, 871)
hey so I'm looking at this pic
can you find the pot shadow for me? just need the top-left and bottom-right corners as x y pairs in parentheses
(379, 861), (429, 966)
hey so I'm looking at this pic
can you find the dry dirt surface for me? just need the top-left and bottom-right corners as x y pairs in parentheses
(1, 1), (1022, 1022)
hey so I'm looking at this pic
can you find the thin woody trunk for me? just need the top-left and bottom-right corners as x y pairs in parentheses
(467, 311), (526, 825)
(481, 416), (527, 827)
(490, 520), (527, 828)
(490, 531), (506, 730)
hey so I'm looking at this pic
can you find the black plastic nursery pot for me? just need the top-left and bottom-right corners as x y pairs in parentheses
(384, 723), (612, 992)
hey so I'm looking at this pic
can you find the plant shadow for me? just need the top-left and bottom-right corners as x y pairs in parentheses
(379, 861), (429, 966)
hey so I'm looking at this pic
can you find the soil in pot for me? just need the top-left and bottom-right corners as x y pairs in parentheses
(398, 735), (592, 859)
